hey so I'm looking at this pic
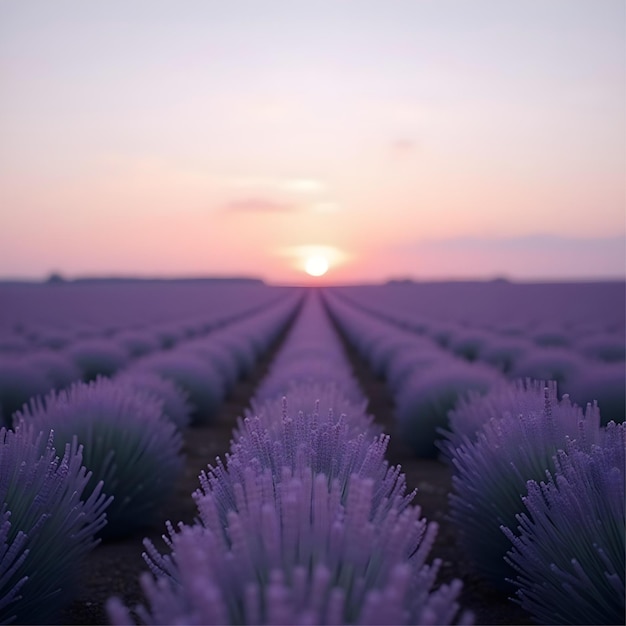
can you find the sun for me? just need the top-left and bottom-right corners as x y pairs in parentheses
(305, 255), (329, 277)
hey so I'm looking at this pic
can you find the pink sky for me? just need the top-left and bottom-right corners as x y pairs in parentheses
(0, 1), (624, 284)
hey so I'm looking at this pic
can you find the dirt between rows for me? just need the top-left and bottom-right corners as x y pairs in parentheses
(59, 318), (533, 626)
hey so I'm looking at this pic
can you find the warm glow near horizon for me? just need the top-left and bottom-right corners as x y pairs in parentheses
(0, 1), (624, 283)
(305, 256), (329, 277)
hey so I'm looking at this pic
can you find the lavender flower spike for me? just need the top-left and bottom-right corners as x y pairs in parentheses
(502, 421), (625, 625)
(201, 396), (414, 531)
(111, 468), (471, 625)
(0, 511), (28, 624)
(1, 426), (111, 624)
(440, 379), (558, 463)
(448, 386), (602, 589)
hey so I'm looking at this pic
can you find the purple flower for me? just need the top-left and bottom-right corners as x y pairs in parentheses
(502, 421), (624, 625)
(576, 332), (625, 363)
(21, 349), (82, 391)
(255, 290), (364, 405)
(448, 330), (494, 362)
(64, 339), (129, 381)
(129, 351), (225, 425)
(200, 395), (408, 532)
(510, 347), (585, 395)
(109, 290), (472, 624)
(114, 370), (192, 430)
(246, 384), (375, 439)
(440, 379), (558, 462)
(529, 327), (571, 348)
(479, 336), (531, 374)
(114, 331), (159, 359)
(567, 361), (625, 426)
(0, 358), (52, 428)
(0, 510), (28, 623)
(1, 426), (110, 623)
(111, 469), (470, 625)
(448, 388), (603, 589)
(386, 348), (452, 395)
(394, 361), (503, 459)
(13, 377), (183, 539)
(186, 342), (240, 394)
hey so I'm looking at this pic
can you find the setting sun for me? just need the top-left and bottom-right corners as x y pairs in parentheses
(305, 255), (329, 277)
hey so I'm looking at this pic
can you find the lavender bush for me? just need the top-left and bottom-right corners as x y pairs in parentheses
(427, 322), (459, 349)
(186, 342), (240, 394)
(448, 388), (603, 589)
(368, 335), (440, 380)
(567, 361), (625, 425)
(253, 290), (365, 407)
(256, 360), (363, 403)
(211, 334), (256, 378)
(129, 352), (225, 425)
(203, 397), (410, 531)
(448, 330), (493, 362)
(114, 331), (160, 359)
(529, 327), (571, 348)
(479, 337), (531, 374)
(22, 350), (82, 391)
(576, 332), (626, 363)
(394, 361), (502, 458)
(34, 329), (73, 351)
(0, 332), (30, 354)
(65, 339), (129, 381)
(0, 358), (51, 428)
(13, 378), (183, 539)
(112, 467), (470, 625)
(385, 348), (453, 395)
(502, 421), (624, 625)
(114, 371), (192, 430)
(509, 347), (585, 395)
(0, 510), (28, 624)
(246, 384), (374, 439)
(0, 426), (110, 623)
(151, 324), (182, 350)
(440, 379), (558, 462)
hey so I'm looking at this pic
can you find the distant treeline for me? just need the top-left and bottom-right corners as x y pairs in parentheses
(31, 274), (265, 286)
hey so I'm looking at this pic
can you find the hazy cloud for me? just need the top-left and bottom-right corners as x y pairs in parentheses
(390, 138), (417, 158)
(310, 201), (340, 213)
(223, 176), (334, 214)
(223, 197), (297, 213)
(280, 178), (326, 194)
(403, 234), (626, 251)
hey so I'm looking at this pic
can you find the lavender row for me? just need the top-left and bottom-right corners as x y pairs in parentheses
(249, 287), (370, 430)
(331, 282), (625, 338)
(0, 281), (285, 340)
(108, 290), (472, 625)
(325, 285), (624, 623)
(323, 288), (624, 457)
(118, 289), (304, 426)
(0, 288), (302, 426)
(1, 291), (304, 623)
(12, 289), (303, 534)
(330, 284), (625, 423)
(322, 288), (507, 457)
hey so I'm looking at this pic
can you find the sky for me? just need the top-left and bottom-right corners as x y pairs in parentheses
(0, 0), (624, 284)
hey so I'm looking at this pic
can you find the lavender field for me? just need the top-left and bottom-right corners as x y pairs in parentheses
(0, 279), (624, 625)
